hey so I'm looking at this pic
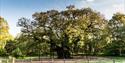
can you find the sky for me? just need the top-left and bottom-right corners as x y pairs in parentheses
(0, 0), (125, 37)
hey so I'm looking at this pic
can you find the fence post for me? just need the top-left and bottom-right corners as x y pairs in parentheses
(6, 59), (8, 63)
(113, 59), (115, 63)
(0, 60), (1, 63)
(30, 58), (32, 63)
(12, 57), (15, 63)
(64, 58), (65, 63)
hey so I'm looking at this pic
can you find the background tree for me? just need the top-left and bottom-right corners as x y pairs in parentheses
(105, 13), (125, 56)
(0, 16), (13, 56)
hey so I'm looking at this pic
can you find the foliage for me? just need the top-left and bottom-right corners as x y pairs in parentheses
(104, 13), (125, 56)
(2, 6), (125, 58)
(0, 16), (13, 56)
(16, 6), (109, 58)
(0, 17), (13, 47)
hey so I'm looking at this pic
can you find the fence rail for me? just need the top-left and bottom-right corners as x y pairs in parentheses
(1, 57), (125, 63)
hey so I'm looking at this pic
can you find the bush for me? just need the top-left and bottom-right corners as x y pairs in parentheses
(0, 48), (7, 56)
(12, 48), (25, 58)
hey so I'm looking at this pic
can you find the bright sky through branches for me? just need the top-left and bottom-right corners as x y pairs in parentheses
(0, 0), (125, 37)
(86, 0), (95, 2)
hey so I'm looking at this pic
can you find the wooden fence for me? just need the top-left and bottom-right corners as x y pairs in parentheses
(1, 57), (125, 63)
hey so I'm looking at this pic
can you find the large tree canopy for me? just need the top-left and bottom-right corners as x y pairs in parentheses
(16, 6), (110, 58)
(4, 6), (124, 58)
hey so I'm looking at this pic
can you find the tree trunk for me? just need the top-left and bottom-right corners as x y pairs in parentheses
(50, 42), (71, 59)
(119, 48), (122, 56)
(56, 46), (71, 59)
